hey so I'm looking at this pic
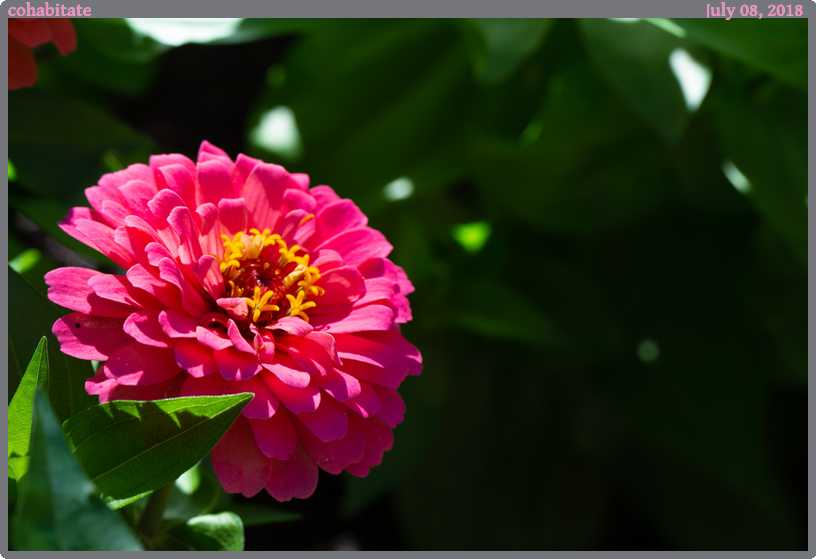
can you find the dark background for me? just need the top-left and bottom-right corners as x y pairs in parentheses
(8, 18), (807, 550)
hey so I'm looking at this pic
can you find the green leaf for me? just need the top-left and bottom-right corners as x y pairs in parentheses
(8, 455), (31, 483)
(9, 267), (96, 424)
(8, 337), (49, 458)
(73, 18), (168, 64)
(472, 62), (671, 233)
(214, 503), (302, 527)
(667, 18), (806, 89)
(62, 394), (253, 505)
(714, 82), (806, 262)
(579, 18), (708, 142)
(14, 390), (144, 550)
(464, 19), (554, 85)
(8, 89), (154, 196)
(159, 512), (244, 551)
(162, 463), (220, 521)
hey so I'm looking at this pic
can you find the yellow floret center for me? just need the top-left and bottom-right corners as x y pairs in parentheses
(215, 226), (323, 325)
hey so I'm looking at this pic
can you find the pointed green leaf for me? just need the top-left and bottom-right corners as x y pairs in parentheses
(8, 337), (49, 458)
(62, 394), (252, 505)
(159, 512), (244, 551)
(667, 18), (806, 89)
(9, 267), (96, 424)
(14, 390), (144, 550)
(579, 18), (706, 142)
(465, 19), (553, 85)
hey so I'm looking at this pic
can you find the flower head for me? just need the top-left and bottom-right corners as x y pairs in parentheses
(8, 18), (77, 90)
(45, 141), (422, 501)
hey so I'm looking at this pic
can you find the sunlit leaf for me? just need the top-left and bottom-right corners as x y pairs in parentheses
(62, 394), (252, 505)
(14, 390), (144, 550)
(8, 337), (49, 458)
(158, 512), (244, 551)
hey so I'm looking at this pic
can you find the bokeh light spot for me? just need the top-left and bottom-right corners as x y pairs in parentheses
(669, 48), (712, 112)
(452, 221), (492, 253)
(250, 106), (303, 159)
(125, 18), (243, 46)
(383, 177), (414, 201)
(721, 160), (751, 194)
(637, 339), (660, 363)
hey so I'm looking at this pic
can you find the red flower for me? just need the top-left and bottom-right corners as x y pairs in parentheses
(45, 142), (422, 501)
(8, 18), (77, 90)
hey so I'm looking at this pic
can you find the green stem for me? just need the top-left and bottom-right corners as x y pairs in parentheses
(136, 481), (176, 544)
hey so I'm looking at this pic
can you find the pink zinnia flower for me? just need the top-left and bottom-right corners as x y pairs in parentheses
(45, 141), (421, 501)
(8, 18), (77, 90)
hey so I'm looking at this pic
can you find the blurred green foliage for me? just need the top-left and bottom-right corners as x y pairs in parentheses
(8, 17), (806, 550)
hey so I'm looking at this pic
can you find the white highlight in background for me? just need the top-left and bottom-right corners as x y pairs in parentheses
(669, 48), (712, 112)
(721, 160), (751, 194)
(383, 177), (415, 201)
(125, 19), (242, 46)
(250, 106), (303, 159)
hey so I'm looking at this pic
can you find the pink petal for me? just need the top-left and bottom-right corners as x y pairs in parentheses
(194, 255), (226, 300)
(157, 258), (211, 317)
(197, 159), (235, 207)
(344, 415), (394, 477)
(47, 18), (77, 55)
(86, 369), (180, 404)
(150, 154), (197, 179)
(72, 219), (135, 268)
(227, 320), (256, 354)
(211, 416), (272, 498)
(123, 310), (172, 348)
(261, 354), (312, 389)
(292, 411), (362, 474)
(239, 163), (288, 231)
(126, 265), (185, 312)
(159, 309), (198, 338)
(270, 316), (313, 337)
(101, 162), (156, 190)
(312, 369), (361, 403)
(103, 344), (182, 386)
(311, 200), (368, 247)
(310, 303), (395, 334)
(196, 326), (233, 351)
(289, 173), (310, 191)
(316, 227), (392, 268)
(371, 384), (406, 428)
(217, 298), (250, 323)
(248, 412), (297, 460)
(198, 140), (234, 172)
(217, 198), (248, 236)
(87, 273), (163, 312)
(230, 153), (262, 192)
(52, 314), (132, 361)
(359, 330), (422, 376)
(342, 380), (381, 418)
(8, 19), (51, 48)
(214, 347), (262, 381)
(168, 206), (203, 266)
(311, 266), (366, 309)
(45, 268), (133, 318)
(334, 333), (407, 376)
(262, 372), (320, 414)
(265, 443), (318, 502)
(293, 393), (348, 443)
(309, 185), (341, 207)
(118, 180), (157, 222)
(180, 373), (280, 419)
(281, 188), (316, 215)
(174, 339), (218, 377)
(276, 335), (333, 377)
